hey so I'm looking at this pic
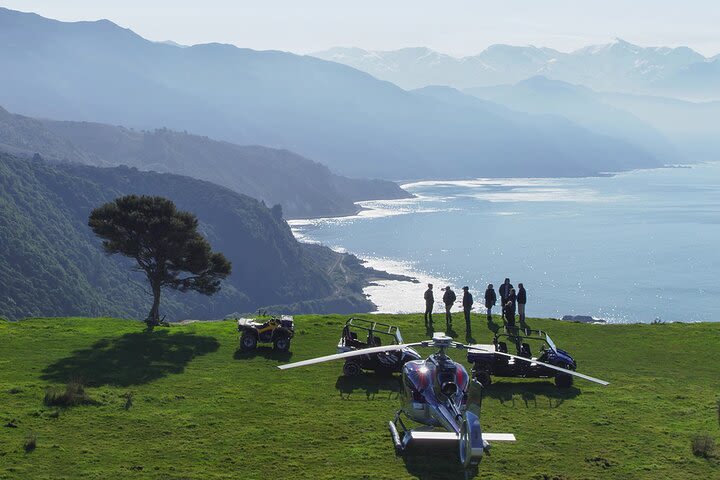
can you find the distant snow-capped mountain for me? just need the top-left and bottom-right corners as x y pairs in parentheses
(313, 39), (719, 100)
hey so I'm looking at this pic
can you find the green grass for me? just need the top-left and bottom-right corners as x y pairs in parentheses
(0, 315), (719, 479)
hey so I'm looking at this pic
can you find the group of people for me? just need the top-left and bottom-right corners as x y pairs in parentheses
(423, 278), (527, 332)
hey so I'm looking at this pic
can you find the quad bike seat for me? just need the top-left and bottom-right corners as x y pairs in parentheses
(237, 318), (258, 328)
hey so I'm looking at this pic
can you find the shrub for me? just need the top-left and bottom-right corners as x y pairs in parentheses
(24, 433), (37, 453)
(44, 381), (96, 407)
(717, 398), (719, 427)
(691, 434), (715, 458)
(123, 392), (134, 411)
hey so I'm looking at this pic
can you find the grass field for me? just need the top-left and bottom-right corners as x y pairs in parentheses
(1, 315), (719, 479)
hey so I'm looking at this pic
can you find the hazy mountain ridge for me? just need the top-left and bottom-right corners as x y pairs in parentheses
(313, 39), (720, 100)
(0, 106), (410, 219)
(599, 92), (720, 162)
(463, 76), (679, 162)
(0, 8), (660, 179)
(462, 76), (720, 162)
(0, 152), (408, 320)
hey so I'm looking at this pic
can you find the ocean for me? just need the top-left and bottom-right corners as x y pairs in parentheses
(290, 163), (720, 323)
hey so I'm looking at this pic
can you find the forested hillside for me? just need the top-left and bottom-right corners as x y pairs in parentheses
(0, 153), (402, 320)
(0, 107), (409, 219)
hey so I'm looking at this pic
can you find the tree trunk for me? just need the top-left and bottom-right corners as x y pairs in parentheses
(147, 281), (161, 327)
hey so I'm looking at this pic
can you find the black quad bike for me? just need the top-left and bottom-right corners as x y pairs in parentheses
(467, 326), (578, 388)
(237, 314), (295, 352)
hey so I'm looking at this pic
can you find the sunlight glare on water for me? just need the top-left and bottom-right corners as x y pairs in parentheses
(290, 164), (720, 323)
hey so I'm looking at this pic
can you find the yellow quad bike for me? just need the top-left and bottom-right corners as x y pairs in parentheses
(237, 314), (295, 352)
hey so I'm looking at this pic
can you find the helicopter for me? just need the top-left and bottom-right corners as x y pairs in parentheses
(278, 332), (608, 468)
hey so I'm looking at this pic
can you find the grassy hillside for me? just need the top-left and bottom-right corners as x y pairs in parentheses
(0, 315), (718, 479)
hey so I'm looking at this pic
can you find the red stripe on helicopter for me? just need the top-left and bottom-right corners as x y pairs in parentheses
(456, 366), (465, 387)
(418, 368), (428, 389)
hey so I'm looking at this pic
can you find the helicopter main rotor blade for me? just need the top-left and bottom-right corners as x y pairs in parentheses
(277, 342), (424, 370)
(468, 346), (609, 386)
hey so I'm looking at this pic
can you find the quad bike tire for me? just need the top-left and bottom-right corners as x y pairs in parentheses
(343, 360), (362, 376)
(240, 331), (258, 351)
(474, 368), (492, 387)
(273, 334), (291, 352)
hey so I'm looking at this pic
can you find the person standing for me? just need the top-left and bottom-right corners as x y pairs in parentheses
(442, 286), (456, 330)
(484, 284), (497, 321)
(517, 283), (527, 325)
(462, 286), (473, 333)
(498, 278), (513, 321)
(423, 283), (434, 328)
(505, 287), (517, 327)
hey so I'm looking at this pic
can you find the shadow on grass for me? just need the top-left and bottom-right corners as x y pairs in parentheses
(42, 331), (219, 387)
(445, 326), (459, 338)
(335, 373), (401, 400)
(484, 381), (581, 408)
(233, 346), (292, 362)
(402, 445), (479, 479)
(486, 317), (500, 334)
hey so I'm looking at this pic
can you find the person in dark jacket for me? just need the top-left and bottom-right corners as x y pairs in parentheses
(423, 283), (434, 328)
(442, 286), (456, 329)
(504, 288), (517, 327)
(484, 284), (497, 321)
(498, 278), (513, 320)
(517, 283), (527, 325)
(462, 286), (473, 333)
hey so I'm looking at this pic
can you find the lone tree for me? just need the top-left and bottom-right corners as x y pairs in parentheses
(89, 195), (231, 326)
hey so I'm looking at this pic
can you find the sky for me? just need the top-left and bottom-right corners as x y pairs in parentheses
(2, 0), (719, 57)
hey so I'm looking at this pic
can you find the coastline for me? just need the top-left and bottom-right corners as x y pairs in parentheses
(289, 164), (717, 322)
(289, 195), (454, 315)
(289, 175), (616, 316)
(357, 256), (449, 314)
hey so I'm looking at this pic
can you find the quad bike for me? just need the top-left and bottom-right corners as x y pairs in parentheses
(237, 313), (295, 352)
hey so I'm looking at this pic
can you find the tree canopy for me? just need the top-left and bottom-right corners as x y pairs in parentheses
(88, 195), (231, 325)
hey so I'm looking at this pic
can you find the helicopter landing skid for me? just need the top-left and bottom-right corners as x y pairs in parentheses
(388, 410), (515, 468)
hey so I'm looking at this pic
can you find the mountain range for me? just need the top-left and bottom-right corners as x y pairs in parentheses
(0, 152), (409, 320)
(313, 40), (720, 100)
(0, 106), (409, 219)
(0, 8), (661, 179)
(464, 76), (720, 163)
(463, 76), (679, 162)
